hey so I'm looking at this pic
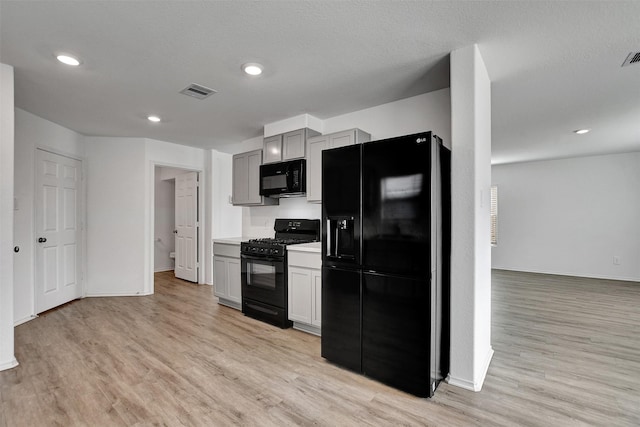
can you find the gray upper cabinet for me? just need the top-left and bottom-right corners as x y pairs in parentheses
(283, 128), (320, 160)
(232, 149), (277, 206)
(263, 128), (321, 164)
(306, 128), (371, 203)
(263, 135), (283, 164)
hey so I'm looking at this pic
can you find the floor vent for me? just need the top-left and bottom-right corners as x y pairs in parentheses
(180, 83), (217, 100)
(622, 52), (640, 67)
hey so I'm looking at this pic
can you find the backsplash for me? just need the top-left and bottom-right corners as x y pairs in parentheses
(243, 197), (321, 238)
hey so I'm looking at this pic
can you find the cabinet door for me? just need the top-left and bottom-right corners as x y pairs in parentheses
(311, 269), (322, 327)
(247, 150), (263, 204)
(213, 256), (228, 298)
(263, 135), (282, 164)
(227, 257), (242, 304)
(232, 153), (248, 205)
(306, 135), (328, 202)
(288, 267), (312, 324)
(329, 130), (355, 149)
(282, 129), (305, 160)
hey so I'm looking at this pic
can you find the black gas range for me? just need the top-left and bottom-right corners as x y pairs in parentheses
(241, 219), (320, 328)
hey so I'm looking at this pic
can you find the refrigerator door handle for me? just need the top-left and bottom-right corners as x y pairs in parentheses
(326, 219), (333, 257)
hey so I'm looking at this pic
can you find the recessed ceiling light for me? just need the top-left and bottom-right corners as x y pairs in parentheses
(574, 129), (590, 135)
(147, 115), (161, 123)
(56, 54), (80, 66)
(242, 63), (263, 76)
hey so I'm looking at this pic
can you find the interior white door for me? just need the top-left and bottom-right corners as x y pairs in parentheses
(174, 171), (198, 282)
(35, 149), (82, 313)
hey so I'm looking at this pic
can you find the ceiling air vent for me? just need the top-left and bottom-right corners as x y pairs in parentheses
(621, 52), (640, 67)
(179, 83), (217, 100)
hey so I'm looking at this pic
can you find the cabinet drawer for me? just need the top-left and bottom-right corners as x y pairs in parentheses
(288, 250), (321, 269)
(213, 243), (240, 258)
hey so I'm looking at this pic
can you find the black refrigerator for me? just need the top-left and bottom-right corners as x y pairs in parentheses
(321, 131), (450, 398)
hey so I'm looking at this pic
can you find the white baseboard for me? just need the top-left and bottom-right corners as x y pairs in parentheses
(478, 347), (494, 390)
(154, 267), (174, 273)
(292, 322), (321, 336)
(85, 292), (153, 297)
(14, 315), (37, 327)
(492, 267), (639, 283)
(447, 374), (476, 391)
(447, 347), (494, 392)
(0, 357), (19, 371)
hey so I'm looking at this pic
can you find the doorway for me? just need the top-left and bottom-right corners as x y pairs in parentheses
(154, 166), (199, 282)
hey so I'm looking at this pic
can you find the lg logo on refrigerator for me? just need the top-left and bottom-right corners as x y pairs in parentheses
(416, 137), (428, 144)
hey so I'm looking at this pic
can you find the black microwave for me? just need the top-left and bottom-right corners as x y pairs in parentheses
(259, 159), (306, 198)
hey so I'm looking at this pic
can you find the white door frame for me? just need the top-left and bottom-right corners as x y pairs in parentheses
(148, 162), (205, 294)
(33, 146), (87, 315)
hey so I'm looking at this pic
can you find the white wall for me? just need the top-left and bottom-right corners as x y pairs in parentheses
(243, 198), (322, 238)
(13, 108), (85, 324)
(238, 90), (452, 237)
(323, 88), (451, 148)
(146, 139), (207, 290)
(205, 150), (243, 285)
(218, 135), (263, 156)
(85, 137), (147, 296)
(0, 63), (18, 370)
(264, 114), (324, 137)
(86, 137), (207, 296)
(449, 45), (493, 392)
(492, 152), (640, 281)
(154, 166), (175, 272)
(211, 150), (242, 238)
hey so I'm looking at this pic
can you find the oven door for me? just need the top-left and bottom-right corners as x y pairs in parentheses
(241, 254), (286, 308)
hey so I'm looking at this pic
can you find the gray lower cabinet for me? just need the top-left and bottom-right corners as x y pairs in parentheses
(306, 128), (371, 202)
(232, 149), (277, 206)
(213, 243), (242, 309)
(288, 249), (322, 335)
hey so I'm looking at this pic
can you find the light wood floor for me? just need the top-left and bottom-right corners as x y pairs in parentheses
(1, 270), (639, 426)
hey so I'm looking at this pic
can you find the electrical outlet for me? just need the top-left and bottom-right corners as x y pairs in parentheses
(613, 256), (621, 265)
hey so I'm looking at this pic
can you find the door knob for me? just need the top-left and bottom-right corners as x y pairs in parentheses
(173, 230), (178, 234)
(38, 237), (47, 243)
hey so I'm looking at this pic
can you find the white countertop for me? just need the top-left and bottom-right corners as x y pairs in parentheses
(212, 237), (247, 245)
(287, 241), (321, 253)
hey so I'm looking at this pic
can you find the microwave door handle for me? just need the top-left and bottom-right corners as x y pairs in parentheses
(326, 219), (332, 257)
(285, 166), (292, 189)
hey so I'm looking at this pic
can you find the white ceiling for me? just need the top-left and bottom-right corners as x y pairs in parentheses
(1, 1), (638, 164)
